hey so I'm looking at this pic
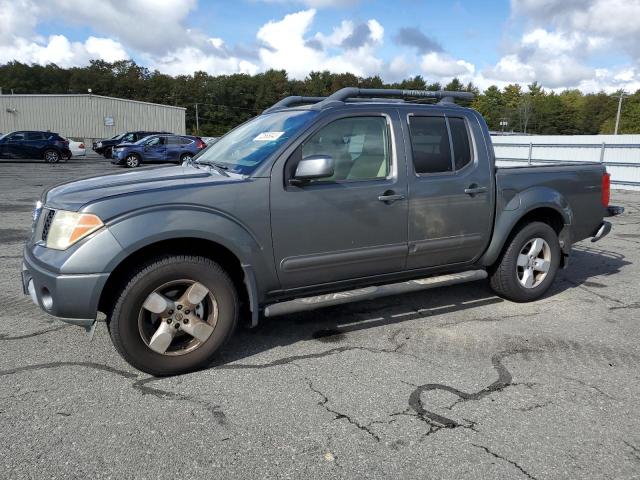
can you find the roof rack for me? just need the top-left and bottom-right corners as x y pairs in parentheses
(321, 87), (474, 106)
(264, 87), (474, 113)
(263, 95), (406, 113)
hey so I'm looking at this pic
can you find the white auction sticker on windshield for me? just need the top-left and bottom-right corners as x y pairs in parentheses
(253, 131), (284, 141)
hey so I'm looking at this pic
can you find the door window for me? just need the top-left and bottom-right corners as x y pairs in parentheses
(8, 132), (25, 141)
(146, 136), (166, 146)
(168, 136), (183, 145)
(301, 116), (390, 181)
(409, 116), (473, 174)
(408, 117), (452, 174)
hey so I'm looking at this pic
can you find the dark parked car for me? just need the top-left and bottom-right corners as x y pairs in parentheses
(0, 131), (70, 163)
(23, 87), (622, 375)
(111, 134), (207, 167)
(93, 131), (171, 158)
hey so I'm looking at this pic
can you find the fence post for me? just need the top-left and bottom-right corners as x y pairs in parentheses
(528, 142), (533, 165)
(600, 142), (606, 163)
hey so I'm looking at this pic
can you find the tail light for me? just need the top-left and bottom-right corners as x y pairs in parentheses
(196, 138), (206, 149)
(79, 143), (85, 149)
(602, 172), (610, 207)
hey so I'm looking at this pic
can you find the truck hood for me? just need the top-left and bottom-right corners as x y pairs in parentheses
(44, 165), (235, 211)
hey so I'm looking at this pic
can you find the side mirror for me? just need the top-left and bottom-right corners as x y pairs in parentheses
(289, 155), (334, 186)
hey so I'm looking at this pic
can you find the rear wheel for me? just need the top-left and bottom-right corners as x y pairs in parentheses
(43, 149), (60, 163)
(180, 153), (193, 164)
(109, 255), (238, 376)
(489, 221), (561, 302)
(125, 154), (141, 168)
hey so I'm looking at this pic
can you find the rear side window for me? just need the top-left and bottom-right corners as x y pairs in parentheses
(449, 117), (472, 170)
(26, 132), (46, 141)
(180, 137), (193, 145)
(168, 136), (182, 145)
(408, 117), (452, 174)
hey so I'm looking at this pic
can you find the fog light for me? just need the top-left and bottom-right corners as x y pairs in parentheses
(41, 287), (53, 311)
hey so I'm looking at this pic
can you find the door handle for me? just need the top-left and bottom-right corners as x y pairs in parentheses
(464, 185), (487, 195)
(378, 191), (405, 204)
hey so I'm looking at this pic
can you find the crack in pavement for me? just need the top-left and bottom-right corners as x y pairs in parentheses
(408, 349), (534, 430)
(0, 362), (227, 425)
(623, 441), (640, 462)
(0, 325), (68, 341)
(472, 443), (538, 480)
(305, 377), (380, 442)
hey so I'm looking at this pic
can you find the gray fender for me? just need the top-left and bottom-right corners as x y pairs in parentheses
(61, 205), (274, 297)
(479, 186), (573, 267)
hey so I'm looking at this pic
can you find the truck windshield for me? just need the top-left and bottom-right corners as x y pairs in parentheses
(195, 110), (317, 175)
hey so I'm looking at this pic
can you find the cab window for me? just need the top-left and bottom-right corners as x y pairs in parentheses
(301, 116), (390, 182)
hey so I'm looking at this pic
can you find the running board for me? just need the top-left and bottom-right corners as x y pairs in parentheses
(263, 270), (487, 317)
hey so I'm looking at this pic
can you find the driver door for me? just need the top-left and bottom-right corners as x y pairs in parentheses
(269, 111), (409, 290)
(144, 136), (168, 162)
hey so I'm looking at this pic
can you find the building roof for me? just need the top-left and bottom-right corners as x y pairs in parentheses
(0, 93), (186, 111)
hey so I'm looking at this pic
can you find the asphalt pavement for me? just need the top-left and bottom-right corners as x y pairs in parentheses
(1, 157), (639, 479)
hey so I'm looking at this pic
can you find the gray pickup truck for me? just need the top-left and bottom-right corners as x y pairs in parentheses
(22, 87), (622, 375)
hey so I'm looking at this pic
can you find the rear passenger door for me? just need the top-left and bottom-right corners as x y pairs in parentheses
(166, 136), (187, 162)
(25, 132), (47, 158)
(403, 111), (493, 269)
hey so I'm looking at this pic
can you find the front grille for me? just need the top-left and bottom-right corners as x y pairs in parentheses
(41, 209), (56, 242)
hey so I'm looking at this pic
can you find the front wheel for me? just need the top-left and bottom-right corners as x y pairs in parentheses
(125, 154), (140, 168)
(109, 255), (238, 376)
(489, 221), (561, 302)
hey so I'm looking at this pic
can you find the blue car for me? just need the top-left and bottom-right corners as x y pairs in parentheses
(111, 134), (206, 168)
(0, 130), (71, 163)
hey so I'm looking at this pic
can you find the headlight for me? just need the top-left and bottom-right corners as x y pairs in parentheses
(46, 211), (103, 250)
(97, 141), (103, 147)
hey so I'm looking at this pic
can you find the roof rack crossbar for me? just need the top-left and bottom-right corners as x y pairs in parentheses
(264, 95), (407, 113)
(263, 96), (325, 113)
(322, 87), (474, 105)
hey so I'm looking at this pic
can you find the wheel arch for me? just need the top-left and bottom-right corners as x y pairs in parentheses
(480, 187), (573, 267)
(98, 237), (251, 320)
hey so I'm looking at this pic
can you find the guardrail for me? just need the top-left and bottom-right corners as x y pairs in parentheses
(492, 141), (640, 188)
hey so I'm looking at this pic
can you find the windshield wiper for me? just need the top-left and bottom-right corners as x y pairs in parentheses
(195, 160), (230, 177)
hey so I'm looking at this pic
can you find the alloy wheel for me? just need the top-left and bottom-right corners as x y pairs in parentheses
(137, 280), (218, 356)
(516, 237), (551, 289)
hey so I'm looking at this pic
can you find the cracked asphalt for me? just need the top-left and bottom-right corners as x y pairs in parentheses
(1, 158), (639, 479)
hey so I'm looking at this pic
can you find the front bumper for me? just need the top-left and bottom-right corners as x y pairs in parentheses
(110, 150), (125, 164)
(22, 249), (109, 328)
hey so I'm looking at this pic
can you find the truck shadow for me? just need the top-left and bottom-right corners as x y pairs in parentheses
(212, 243), (630, 368)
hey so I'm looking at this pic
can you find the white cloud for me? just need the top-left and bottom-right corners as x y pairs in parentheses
(147, 46), (259, 76)
(0, 34), (128, 67)
(257, 9), (384, 79)
(420, 52), (475, 79)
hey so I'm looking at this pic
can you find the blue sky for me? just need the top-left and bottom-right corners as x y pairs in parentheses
(1, 0), (639, 93)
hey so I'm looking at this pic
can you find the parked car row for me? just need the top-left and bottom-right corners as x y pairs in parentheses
(0, 129), (206, 167)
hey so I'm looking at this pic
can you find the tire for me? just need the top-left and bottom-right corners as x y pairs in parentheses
(43, 149), (60, 163)
(489, 221), (561, 302)
(125, 154), (141, 168)
(180, 153), (193, 163)
(109, 255), (238, 376)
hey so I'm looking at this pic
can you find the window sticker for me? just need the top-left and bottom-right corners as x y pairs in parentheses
(253, 131), (284, 141)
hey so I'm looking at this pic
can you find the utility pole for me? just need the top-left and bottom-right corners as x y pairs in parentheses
(614, 92), (626, 135)
(195, 103), (199, 134)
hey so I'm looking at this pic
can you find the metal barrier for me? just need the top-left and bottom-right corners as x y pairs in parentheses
(492, 140), (640, 188)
